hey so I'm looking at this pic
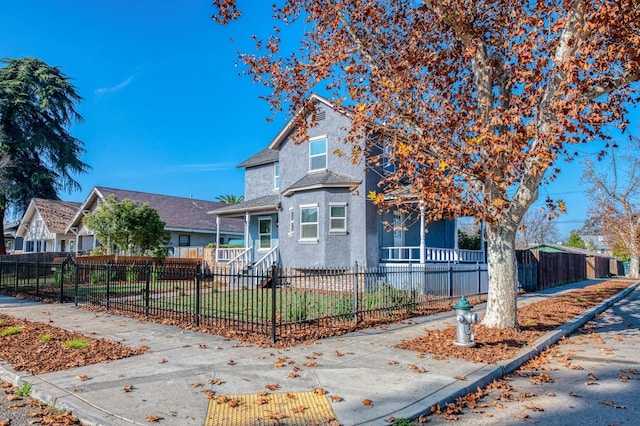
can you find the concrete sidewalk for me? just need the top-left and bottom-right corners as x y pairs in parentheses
(0, 279), (637, 426)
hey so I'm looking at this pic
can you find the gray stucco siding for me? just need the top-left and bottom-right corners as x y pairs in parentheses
(245, 163), (278, 201)
(278, 106), (360, 193)
(278, 188), (367, 269)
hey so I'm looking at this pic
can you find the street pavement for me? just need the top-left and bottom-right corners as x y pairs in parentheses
(0, 279), (637, 426)
(426, 279), (640, 425)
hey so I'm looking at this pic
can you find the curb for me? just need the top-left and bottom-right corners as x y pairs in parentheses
(389, 281), (639, 424)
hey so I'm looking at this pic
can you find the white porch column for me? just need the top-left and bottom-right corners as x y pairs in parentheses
(215, 215), (220, 263)
(454, 218), (459, 250)
(245, 212), (250, 248)
(419, 203), (425, 264)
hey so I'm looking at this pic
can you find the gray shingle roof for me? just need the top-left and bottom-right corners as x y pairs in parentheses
(94, 187), (244, 233)
(281, 171), (361, 196)
(209, 194), (280, 216)
(237, 148), (279, 168)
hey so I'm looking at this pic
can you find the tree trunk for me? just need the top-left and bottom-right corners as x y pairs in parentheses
(629, 257), (639, 279)
(0, 206), (6, 256)
(482, 221), (519, 329)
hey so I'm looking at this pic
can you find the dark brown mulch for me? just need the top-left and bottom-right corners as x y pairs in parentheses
(395, 279), (632, 364)
(0, 313), (148, 375)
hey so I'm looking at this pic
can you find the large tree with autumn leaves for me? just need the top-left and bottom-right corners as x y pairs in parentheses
(213, 0), (640, 329)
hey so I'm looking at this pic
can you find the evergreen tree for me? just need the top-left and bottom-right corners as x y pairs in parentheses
(0, 57), (89, 254)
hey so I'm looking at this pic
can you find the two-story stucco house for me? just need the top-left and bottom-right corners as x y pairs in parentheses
(211, 94), (484, 273)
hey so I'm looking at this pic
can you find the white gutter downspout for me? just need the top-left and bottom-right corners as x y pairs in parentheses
(215, 216), (220, 263)
(245, 212), (250, 249)
(419, 203), (425, 264)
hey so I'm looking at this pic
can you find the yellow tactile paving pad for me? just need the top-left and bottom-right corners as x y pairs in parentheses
(205, 391), (338, 425)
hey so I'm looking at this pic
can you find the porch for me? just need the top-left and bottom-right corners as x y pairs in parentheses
(380, 246), (485, 264)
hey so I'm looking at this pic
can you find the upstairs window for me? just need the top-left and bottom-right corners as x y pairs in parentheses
(274, 162), (280, 190)
(309, 137), (327, 171)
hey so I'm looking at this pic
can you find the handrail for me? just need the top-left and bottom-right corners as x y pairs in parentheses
(228, 247), (253, 277)
(251, 246), (279, 277)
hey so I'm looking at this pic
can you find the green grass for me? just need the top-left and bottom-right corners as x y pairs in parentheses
(575, 296), (586, 303)
(145, 285), (412, 323)
(0, 319), (5, 326)
(63, 339), (88, 349)
(0, 326), (22, 336)
(15, 382), (32, 396)
(40, 334), (52, 343)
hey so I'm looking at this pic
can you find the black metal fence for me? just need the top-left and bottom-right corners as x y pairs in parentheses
(0, 257), (488, 343)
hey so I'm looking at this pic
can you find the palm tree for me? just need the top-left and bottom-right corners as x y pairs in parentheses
(215, 194), (244, 204)
(0, 57), (90, 254)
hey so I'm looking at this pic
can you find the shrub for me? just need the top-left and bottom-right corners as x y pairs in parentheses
(54, 266), (77, 288)
(90, 269), (117, 284)
(287, 292), (309, 322)
(126, 265), (138, 283)
(333, 294), (354, 318)
(0, 326), (22, 336)
(15, 382), (32, 397)
(63, 339), (88, 350)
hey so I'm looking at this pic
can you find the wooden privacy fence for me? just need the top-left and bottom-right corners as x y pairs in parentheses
(517, 249), (618, 291)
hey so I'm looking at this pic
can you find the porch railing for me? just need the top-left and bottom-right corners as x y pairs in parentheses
(252, 246), (279, 276)
(227, 247), (253, 277)
(380, 246), (485, 263)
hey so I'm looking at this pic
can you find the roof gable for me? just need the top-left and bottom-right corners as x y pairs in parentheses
(19, 198), (81, 236)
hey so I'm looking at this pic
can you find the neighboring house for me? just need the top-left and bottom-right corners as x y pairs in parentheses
(16, 199), (81, 253)
(211, 94), (484, 272)
(526, 242), (608, 257)
(2, 220), (23, 254)
(579, 234), (612, 256)
(65, 187), (245, 256)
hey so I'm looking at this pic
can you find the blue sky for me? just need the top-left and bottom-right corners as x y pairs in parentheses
(1, 1), (636, 237)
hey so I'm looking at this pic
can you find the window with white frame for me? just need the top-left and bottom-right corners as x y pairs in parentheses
(258, 217), (272, 250)
(309, 137), (327, 171)
(300, 205), (319, 241)
(274, 162), (280, 190)
(329, 203), (347, 233)
(289, 208), (294, 235)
